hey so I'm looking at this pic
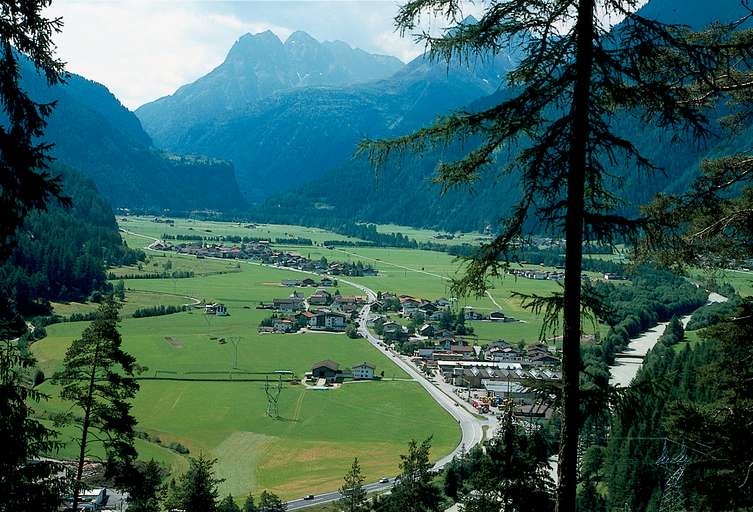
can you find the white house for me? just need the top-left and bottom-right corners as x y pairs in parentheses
(273, 298), (304, 313)
(205, 303), (227, 316)
(489, 311), (507, 322)
(352, 362), (376, 380)
(309, 311), (347, 331)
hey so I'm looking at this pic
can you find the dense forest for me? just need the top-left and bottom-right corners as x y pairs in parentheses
(581, 298), (753, 511)
(16, 55), (246, 211)
(0, 166), (143, 315)
(590, 268), (709, 364)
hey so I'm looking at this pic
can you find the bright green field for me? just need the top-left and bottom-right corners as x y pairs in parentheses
(119, 216), (364, 245)
(374, 223), (485, 246)
(52, 290), (189, 318)
(32, 236), (461, 500)
(691, 269), (753, 297)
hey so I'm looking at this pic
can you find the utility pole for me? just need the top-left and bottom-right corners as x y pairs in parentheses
(229, 336), (242, 369)
(264, 374), (283, 419)
(657, 441), (689, 512)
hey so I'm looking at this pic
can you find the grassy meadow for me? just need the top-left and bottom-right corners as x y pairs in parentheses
(118, 216), (361, 244)
(31, 216), (618, 499)
(34, 229), (461, 499)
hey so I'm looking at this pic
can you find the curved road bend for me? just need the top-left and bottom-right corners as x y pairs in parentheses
(121, 229), (488, 507)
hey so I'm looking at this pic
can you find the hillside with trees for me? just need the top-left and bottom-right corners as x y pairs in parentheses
(0, 166), (143, 315)
(16, 56), (246, 212)
(252, 0), (753, 232)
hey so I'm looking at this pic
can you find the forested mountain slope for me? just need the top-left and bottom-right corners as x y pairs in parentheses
(0, 166), (143, 315)
(259, 0), (753, 231)
(18, 57), (246, 211)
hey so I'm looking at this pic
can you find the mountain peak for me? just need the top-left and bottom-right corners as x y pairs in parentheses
(226, 30), (284, 61)
(254, 29), (283, 43)
(285, 30), (319, 46)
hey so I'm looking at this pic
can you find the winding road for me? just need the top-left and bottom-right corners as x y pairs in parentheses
(121, 228), (491, 509)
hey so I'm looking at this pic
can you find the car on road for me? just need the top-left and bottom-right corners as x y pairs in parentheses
(379, 477), (390, 483)
(304, 494), (315, 500)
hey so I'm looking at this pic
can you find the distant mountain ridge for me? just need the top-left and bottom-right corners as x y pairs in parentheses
(17, 57), (246, 211)
(135, 30), (405, 148)
(135, 26), (519, 200)
(256, 0), (753, 230)
(127, 0), (752, 229)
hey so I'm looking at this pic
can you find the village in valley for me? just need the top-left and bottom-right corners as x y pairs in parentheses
(242, 264), (563, 418)
(47, 214), (590, 500)
(162, 219), (566, 419)
(151, 236), (378, 277)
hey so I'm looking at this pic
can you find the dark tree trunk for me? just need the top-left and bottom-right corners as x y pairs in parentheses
(557, 0), (594, 511)
(72, 344), (100, 512)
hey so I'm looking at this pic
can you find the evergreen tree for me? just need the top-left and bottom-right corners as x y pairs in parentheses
(456, 410), (554, 511)
(257, 490), (286, 512)
(576, 479), (604, 512)
(52, 297), (139, 510)
(664, 298), (753, 509)
(218, 494), (242, 512)
(0, 0), (68, 256)
(338, 457), (368, 512)
(379, 438), (441, 512)
(114, 280), (126, 301)
(169, 454), (224, 512)
(662, 315), (684, 346)
(1, 6), (70, 505)
(244, 495), (258, 512)
(0, 339), (66, 512)
(359, 3), (753, 509)
(120, 459), (166, 512)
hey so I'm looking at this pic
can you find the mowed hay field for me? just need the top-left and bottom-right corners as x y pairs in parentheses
(33, 243), (460, 500)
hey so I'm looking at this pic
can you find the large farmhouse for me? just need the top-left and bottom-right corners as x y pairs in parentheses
(311, 360), (342, 383)
(352, 362), (376, 380)
(308, 311), (347, 331)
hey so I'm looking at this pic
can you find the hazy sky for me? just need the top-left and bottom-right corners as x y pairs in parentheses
(46, 1), (486, 110)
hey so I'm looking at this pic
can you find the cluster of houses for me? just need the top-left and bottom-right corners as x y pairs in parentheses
(507, 268), (629, 283)
(280, 277), (336, 288)
(151, 239), (377, 276)
(373, 293), (514, 324)
(259, 288), (368, 334)
(412, 339), (559, 368)
(406, 340), (561, 411)
(373, 293), (454, 318)
(507, 268), (567, 281)
(306, 360), (379, 384)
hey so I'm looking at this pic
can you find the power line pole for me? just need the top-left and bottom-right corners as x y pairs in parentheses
(229, 336), (242, 369)
(657, 441), (688, 512)
(264, 375), (283, 419)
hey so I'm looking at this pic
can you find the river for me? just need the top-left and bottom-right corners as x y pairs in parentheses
(609, 292), (728, 387)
